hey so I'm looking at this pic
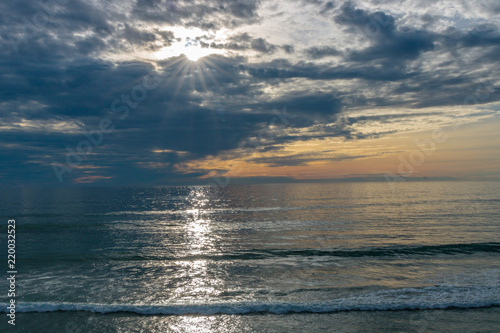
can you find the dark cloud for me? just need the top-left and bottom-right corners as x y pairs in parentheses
(263, 93), (343, 121)
(226, 0), (261, 19)
(421, 13), (438, 24)
(444, 24), (500, 48)
(334, 2), (435, 62)
(480, 1), (500, 14)
(320, 1), (336, 14)
(121, 24), (157, 47)
(305, 46), (341, 59)
(345, 112), (444, 125)
(132, 0), (261, 29)
(251, 38), (277, 53)
(282, 44), (295, 54)
(245, 59), (415, 81)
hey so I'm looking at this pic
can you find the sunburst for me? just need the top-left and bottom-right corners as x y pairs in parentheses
(148, 27), (238, 142)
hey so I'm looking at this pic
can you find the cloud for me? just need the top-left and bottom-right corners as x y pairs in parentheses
(74, 175), (112, 184)
(334, 2), (435, 62)
(247, 153), (372, 167)
(204, 33), (292, 55)
(305, 46), (341, 59)
(1, 0), (500, 185)
(132, 0), (262, 29)
(251, 37), (277, 53)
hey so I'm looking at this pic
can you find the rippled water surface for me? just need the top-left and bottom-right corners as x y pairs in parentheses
(1, 181), (499, 332)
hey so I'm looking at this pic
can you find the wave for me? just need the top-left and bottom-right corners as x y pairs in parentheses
(3, 284), (499, 315)
(17, 243), (500, 264)
(256, 242), (500, 258)
(110, 242), (500, 260)
(3, 300), (499, 316)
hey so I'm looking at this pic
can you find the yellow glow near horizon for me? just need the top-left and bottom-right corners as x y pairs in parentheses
(173, 114), (500, 181)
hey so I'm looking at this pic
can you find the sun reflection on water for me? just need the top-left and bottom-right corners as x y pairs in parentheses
(183, 187), (214, 255)
(170, 187), (225, 304)
(166, 315), (241, 333)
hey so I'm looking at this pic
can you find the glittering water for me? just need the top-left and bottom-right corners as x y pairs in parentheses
(1, 182), (500, 332)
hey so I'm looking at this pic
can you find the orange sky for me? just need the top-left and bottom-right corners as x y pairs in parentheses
(178, 112), (500, 181)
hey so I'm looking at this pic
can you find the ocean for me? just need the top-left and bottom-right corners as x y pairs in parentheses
(1, 181), (499, 332)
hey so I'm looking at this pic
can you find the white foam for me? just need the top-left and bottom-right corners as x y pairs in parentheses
(3, 284), (499, 315)
(2, 300), (498, 315)
(4, 272), (499, 315)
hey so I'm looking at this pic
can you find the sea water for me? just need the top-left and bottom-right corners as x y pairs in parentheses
(1, 181), (499, 332)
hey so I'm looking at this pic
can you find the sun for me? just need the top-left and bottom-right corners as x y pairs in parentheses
(182, 41), (215, 62)
(148, 26), (233, 103)
(154, 27), (226, 62)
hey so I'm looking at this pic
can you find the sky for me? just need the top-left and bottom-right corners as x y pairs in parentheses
(1, 0), (499, 186)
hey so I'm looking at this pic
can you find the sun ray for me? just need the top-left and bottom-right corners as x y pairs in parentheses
(198, 61), (222, 92)
(171, 60), (193, 102)
(201, 58), (235, 82)
(195, 61), (208, 92)
(154, 56), (191, 92)
(189, 63), (196, 91)
(160, 58), (191, 92)
(149, 27), (231, 146)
